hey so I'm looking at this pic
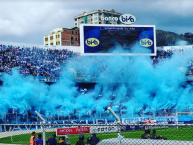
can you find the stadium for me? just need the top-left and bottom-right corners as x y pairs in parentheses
(1, 7), (193, 145)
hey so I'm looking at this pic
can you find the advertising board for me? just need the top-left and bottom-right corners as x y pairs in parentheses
(80, 24), (156, 56)
(90, 126), (118, 133)
(56, 127), (90, 135)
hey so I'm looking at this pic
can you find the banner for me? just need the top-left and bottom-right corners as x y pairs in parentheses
(145, 125), (169, 129)
(90, 126), (118, 133)
(121, 125), (145, 131)
(56, 127), (90, 135)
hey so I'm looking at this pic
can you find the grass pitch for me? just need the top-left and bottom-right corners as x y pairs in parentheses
(0, 126), (192, 145)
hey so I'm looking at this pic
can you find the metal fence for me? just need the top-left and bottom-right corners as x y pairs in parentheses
(1, 123), (193, 145)
(1, 107), (193, 124)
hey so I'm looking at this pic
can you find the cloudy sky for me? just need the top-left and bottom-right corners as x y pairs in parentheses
(0, 0), (193, 45)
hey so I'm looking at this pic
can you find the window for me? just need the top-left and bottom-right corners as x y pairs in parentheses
(81, 21), (84, 24)
(88, 15), (90, 18)
(95, 22), (98, 24)
(74, 18), (77, 21)
(58, 34), (60, 38)
(75, 23), (77, 26)
(105, 13), (109, 17)
(50, 43), (53, 45)
(71, 41), (75, 45)
(56, 35), (57, 38)
(106, 21), (109, 24)
(81, 17), (84, 20)
(94, 17), (98, 20)
(75, 38), (77, 41)
(45, 38), (48, 41)
(72, 31), (74, 34)
(50, 36), (53, 40)
(56, 42), (57, 45)
(58, 41), (60, 45)
(71, 37), (73, 41)
(94, 13), (98, 16)
(75, 31), (77, 34)
(99, 22), (101, 24)
(88, 19), (90, 22)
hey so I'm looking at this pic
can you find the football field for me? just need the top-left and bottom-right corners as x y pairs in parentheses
(0, 126), (192, 145)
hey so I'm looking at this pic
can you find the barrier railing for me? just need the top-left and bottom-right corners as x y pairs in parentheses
(1, 109), (193, 145)
(1, 107), (193, 124)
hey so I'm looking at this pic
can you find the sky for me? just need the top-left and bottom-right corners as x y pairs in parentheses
(0, 0), (193, 45)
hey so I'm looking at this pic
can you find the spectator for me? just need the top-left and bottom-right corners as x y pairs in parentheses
(85, 137), (95, 145)
(76, 134), (85, 145)
(58, 136), (71, 145)
(146, 118), (150, 124)
(142, 119), (146, 124)
(150, 130), (157, 139)
(157, 135), (164, 140)
(141, 129), (150, 139)
(28, 109), (32, 122)
(30, 131), (37, 145)
(35, 133), (43, 145)
(91, 133), (99, 144)
(46, 134), (57, 145)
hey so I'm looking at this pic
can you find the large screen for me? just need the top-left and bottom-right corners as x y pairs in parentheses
(80, 24), (156, 56)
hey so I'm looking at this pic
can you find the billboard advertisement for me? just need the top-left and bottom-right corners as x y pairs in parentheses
(56, 127), (90, 135)
(80, 24), (156, 56)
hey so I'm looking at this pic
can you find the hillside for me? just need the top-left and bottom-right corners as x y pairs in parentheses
(156, 30), (193, 47)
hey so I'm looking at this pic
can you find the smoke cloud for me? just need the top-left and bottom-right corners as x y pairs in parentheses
(0, 46), (193, 119)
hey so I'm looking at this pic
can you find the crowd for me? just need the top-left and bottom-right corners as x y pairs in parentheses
(30, 132), (100, 145)
(152, 49), (173, 66)
(186, 60), (193, 76)
(152, 49), (193, 76)
(0, 44), (77, 79)
(0, 43), (192, 81)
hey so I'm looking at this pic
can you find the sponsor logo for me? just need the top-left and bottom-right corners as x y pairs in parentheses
(130, 126), (135, 130)
(90, 126), (117, 133)
(119, 14), (136, 24)
(59, 129), (73, 133)
(101, 16), (118, 21)
(145, 126), (168, 129)
(85, 38), (99, 47)
(140, 38), (153, 47)
(76, 127), (88, 132)
(121, 126), (126, 131)
(97, 126), (116, 132)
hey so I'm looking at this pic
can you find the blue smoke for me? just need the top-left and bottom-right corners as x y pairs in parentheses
(0, 46), (193, 120)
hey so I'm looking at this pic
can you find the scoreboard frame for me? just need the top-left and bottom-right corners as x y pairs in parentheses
(80, 24), (156, 56)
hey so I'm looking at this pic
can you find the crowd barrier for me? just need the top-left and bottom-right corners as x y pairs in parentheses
(1, 107), (193, 124)
(0, 123), (193, 145)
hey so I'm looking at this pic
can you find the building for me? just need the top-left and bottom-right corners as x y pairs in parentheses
(74, 9), (122, 28)
(44, 27), (80, 46)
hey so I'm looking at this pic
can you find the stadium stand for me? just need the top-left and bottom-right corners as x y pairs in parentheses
(0, 44), (77, 80)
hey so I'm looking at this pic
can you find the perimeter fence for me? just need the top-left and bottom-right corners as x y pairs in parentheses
(1, 123), (193, 145)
